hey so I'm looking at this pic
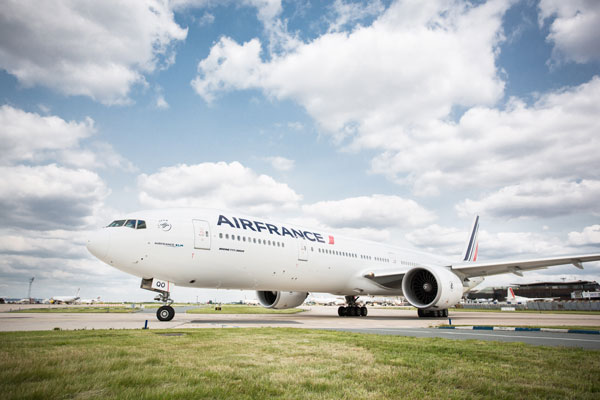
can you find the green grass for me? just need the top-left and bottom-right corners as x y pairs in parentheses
(186, 305), (304, 314)
(10, 307), (138, 313)
(0, 328), (598, 400)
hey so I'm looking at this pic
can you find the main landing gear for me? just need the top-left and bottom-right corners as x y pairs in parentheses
(418, 308), (448, 318)
(338, 295), (368, 317)
(141, 278), (175, 321)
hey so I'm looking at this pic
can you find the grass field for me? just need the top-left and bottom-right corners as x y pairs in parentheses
(1, 328), (598, 399)
(10, 307), (138, 313)
(186, 305), (304, 314)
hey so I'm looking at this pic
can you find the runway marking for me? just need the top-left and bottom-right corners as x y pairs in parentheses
(372, 329), (600, 343)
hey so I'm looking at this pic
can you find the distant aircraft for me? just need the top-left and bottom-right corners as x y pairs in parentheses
(79, 296), (101, 304)
(86, 209), (600, 322)
(308, 295), (345, 306)
(50, 288), (80, 304)
(362, 296), (405, 306)
(506, 287), (556, 304)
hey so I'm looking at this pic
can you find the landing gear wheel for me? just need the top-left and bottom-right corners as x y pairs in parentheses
(338, 306), (346, 317)
(360, 306), (368, 317)
(442, 309), (448, 318)
(418, 308), (425, 318)
(157, 305), (175, 321)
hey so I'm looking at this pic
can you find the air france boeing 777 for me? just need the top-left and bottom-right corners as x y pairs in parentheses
(85, 208), (600, 321)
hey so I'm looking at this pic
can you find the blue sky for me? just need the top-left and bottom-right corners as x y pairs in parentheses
(0, 0), (599, 302)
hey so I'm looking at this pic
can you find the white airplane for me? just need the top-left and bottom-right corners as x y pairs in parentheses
(505, 287), (556, 304)
(85, 209), (600, 321)
(79, 296), (101, 304)
(50, 288), (80, 304)
(308, 294), (345, 306)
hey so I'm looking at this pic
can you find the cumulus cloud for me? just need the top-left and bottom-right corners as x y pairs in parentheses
(265, 156), (294, 171)
(539, 0), (600, 64)
(456, 180), (600, 219)
(191, 0), (507, 139)
(138, 161), (301, 215)
(372, 77), (600, 195)
(407, 224), (575, 261)
(0, 105), (134, 171)
(0, 164), (109, 230)
(0, 0), (187, 105)
(568, 225), (600, 247)
(302, 194), (435, 229)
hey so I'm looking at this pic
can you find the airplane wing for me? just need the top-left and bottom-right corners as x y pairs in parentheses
(451, 253), (600, 279)
(362, 253), (600, 284)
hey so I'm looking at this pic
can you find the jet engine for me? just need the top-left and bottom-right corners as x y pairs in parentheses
(257, 290), (308, 309)
(401, 266), (462, 309)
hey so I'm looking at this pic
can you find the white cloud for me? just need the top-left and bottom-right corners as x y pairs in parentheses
(326, 0), (386, 33)
(0, 164), (109, 230)
(192, 0), (507, 139)
(568, 225), (600, 247)
(539, 0), (600, 64)
(265, 156), (294, 171)
(405, 224), (469, 257)
(0, 105), (94, 165)
(0, 105), (135, 171)
(156, 95), (169, 109)
(302, 194), (435, 229)
(372, 77), (600, 195)
(138, 161), (301, 215)
(456, 179), (600, 219)
(0, 0), (187, 105)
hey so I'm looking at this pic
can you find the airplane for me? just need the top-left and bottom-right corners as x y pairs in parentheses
(85, 209), (600, 322)
(49, 289), (80, 304)
(308, 294), (345, 306)
(505, 287), (556, 304)
(79, 296), (101, 305)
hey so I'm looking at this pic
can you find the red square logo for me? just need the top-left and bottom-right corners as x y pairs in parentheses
(328, 235), (335, 244)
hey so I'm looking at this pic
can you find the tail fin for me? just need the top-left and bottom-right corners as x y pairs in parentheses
(462, 215), (479, 262)
(507, 287), (516, 300)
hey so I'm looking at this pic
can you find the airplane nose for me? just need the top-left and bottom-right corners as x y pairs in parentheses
(86, 229), (110, 260)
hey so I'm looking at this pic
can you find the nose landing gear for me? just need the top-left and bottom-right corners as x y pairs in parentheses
(337, 295), (368, 317)
(154, 291), (175, 322)
(141, 278), (176, 322)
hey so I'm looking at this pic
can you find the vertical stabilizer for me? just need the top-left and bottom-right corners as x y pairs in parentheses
(462, 216), (480, 262)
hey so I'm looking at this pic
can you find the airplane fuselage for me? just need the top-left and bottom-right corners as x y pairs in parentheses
(87, 208), (452, 296)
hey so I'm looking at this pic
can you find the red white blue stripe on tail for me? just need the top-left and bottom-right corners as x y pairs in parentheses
(462, 215), (479, 262)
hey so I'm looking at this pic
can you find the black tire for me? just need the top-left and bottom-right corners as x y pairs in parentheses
(157, 305), (175, 321)
(338, 306), (346, 317)
(443, 309), (448, 318)
(352, 306), (359, 317)
(360, 306), (368, 317)
(417, 308), (424, 318)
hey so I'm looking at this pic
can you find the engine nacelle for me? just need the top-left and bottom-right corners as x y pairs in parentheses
(401, 266), (462, 309)
(256, 290), (308, 309)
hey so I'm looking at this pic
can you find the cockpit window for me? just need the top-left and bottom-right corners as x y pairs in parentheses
(107, 220), (125, 227)
(107, 219), (146, 229)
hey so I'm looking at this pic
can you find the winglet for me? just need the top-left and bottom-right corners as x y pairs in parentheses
(462, 215), (480, 262)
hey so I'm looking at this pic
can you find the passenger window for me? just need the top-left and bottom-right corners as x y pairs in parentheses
(253, 238), (256, 243)
(137, 220), (146, 229)
(219, 233), (223, 239)
(124, 219), (136, 229)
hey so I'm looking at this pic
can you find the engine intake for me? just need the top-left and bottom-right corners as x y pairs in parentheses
(256, 290), (308, 309)
(402, 266), (462, 309)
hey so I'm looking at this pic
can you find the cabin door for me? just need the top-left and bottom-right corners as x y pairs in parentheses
(298, 242), (308, 261)
(192, 219), (211, 250)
